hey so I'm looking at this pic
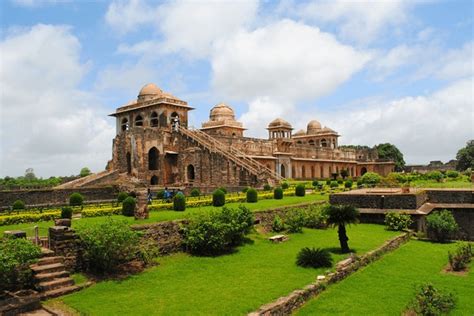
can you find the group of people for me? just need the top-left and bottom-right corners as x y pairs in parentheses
(147, 187), (183, 203)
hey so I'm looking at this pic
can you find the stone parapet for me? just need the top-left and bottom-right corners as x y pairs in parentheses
(48, 226), (80, 271)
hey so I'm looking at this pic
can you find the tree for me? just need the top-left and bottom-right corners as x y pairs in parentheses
(456, 140), (474, 171)
(24, 168), (36, 181)
(375, 143), (405, 171)
(324, 205), (359, 253)
(80, 167), (91, 177)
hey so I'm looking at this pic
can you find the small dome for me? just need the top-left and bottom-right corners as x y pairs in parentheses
(210, 103), (235, 121)
(322, 126), (335, 132)
(307, 120), (322, 134)
(138, 83), (162, 98)
(268, 118), (292, 129)
(293, 129), (306, 136)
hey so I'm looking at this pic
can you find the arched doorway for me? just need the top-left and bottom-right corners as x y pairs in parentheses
(148, 147), (159, 170)
(280, 164), (286, 178)
(126, 152), (131, 174)
(302, 166), (306, 179)
(150, 175), (158, 185)
(361, 167), (367, 176)
(187, 164), (195, 181)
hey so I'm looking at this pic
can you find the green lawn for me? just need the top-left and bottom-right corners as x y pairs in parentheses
(295, 240), (474, 315)
(54, 224), (399, 315)
(1, 194), (328, 237)
(410, 179), (473, 188)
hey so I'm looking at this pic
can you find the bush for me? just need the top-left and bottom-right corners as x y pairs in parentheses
(281, 182), (289, 189)
(384, 212), (413, 231)
(217, 187), (227, 194)
(337, 178), (343, 185)
(448, 243), (472, 271)
(61, 207), (73, 219)
(296, 247), (333, 268)
(295, 184), (305, 197)
(272, 215), (286, 232)
(212, 189), (226, 207)
(312, 180), (319, 187)
(190, 188), (201, 197)
(183, 206), (254, 256)
(69, 192), (84, 206)
(426, 170), (444, 182)
(426, 210), (458, 242)
(242, 187), (249, 193)
(303, 205), (327, 229)
(407, 283), (456, 316)
(344, 180), (353, 188)
(122, 196), (136, 217)
(359, 172), (381, 186)
(446, 170), (459, 178)
(173, 193), (186, 211)
(117, 192), (128, 203)
(273, 187), (283, 199)
(325, 179), (331, 185)
(156, 190), (165, 199)
(263, 184), (272, 191)
(77, 218), (143, 272)
(12, 200), (25, 210)
(285, 209), (306, 233)
(0, 237), (41, 291)
(330, 181), (338, 188)
(246, 188), (258, 203)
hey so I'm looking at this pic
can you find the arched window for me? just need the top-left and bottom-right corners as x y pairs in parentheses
(150, 112), (158, 127)
(159, 113), (167, 127)
(321, 139), (327, 147)
(150, 175), (158, 185)
(280, 164), (286, 178)
(320, 166), (324, 178)
(135, 115), (143, 127)
(301, 166), (306, 178)
(308, 140), (315, 146)
(292, 166), (296, 178)
(311, 166), (315, 178)
(187, 164), (195, 181)
(121, 118), (129, 131)
(126, 152), (131, 174)
(296, 140), (302, 145)
(170, 112), (179, 121)
(148, 147), (159, 170)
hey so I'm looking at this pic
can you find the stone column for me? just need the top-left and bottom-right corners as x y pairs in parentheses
(49, 226), (80, 271)
(135, 189), (149, 220)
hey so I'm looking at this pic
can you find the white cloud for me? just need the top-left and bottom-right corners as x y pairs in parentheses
(10, 0), (65, 7)
(318, 78), (474, 164)
(0, 24), (115, 177)
(297, 0), (411, 44)
(105, 0), (156, 35)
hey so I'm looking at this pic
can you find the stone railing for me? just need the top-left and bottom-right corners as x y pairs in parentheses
(248, 232), (412, 316)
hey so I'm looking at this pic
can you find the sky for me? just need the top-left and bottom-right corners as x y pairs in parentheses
(0, 0), (473, 178)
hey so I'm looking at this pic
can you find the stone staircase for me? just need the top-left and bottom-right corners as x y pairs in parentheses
(179, 127), (284, 186)
(55, 169), (118, 189)
(30, 249), (80, 299)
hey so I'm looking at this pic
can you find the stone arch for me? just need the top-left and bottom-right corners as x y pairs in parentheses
(320, 166), (324, 178)
(150, 175), (158, 185)
(311, 166), (315, 178)
(159, 113), (167, 127)
(296, 140), (302, 145)
(280, 164), (286, 178)
(361, 167), (367, 176)
(126, 152), (131, 174)
(170, 111), (179, 121)
(148, 147), (159, 170)
(308, 140), (315, 146)
(121, 118), (129, 131)
(187, 164), (195, 181)
(150, 112), (159, 127)
(321, 139), (327, 147)
(292, 166), (296, 178)
(301, 165), (306, 178)
(135, 115), (143, 127)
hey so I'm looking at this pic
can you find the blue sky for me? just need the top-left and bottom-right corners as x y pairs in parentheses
(0, 0), (473, 177)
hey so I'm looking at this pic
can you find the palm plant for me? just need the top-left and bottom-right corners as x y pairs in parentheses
(324, 205), (359, 253)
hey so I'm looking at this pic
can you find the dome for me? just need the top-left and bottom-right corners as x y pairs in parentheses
(293, 129), (306, 136)
(138, 83), (162, 96)
(322, 126), (335, 132)
(268, 118), (292, 129)
(209, 103), (235, 121)
(307, 120), (322, 134)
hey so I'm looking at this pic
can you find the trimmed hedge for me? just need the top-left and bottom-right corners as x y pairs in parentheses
(117, 192), (129, 203)
(173, 193), (186, 211)
(122, 197), (136, 217)
(212, 189), (226, 207)
(246, 188), (258, 203)
(12, 200), (25, 210)
(295, 184), (305, 197)
(61, 207), (73, 219)
(69, 192), (84, 206)
(274, 187), (283, 200)
(190, 188), (201, 197)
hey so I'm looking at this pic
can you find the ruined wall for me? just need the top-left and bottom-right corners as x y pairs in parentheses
(49, 226), (81, 271)
(132, 220), (187, 254)
(330, 191), (428, 210)
(426, 189), (473, 204)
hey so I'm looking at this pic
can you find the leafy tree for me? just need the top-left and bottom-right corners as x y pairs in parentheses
(375, 143), (405, 171)
(24, 168), (36, 181)
(324, 205), (359, 253)
(426, 210), (458, 242)
(340, 169), (349, 179)
(359, 172), (381, 186)
(69, 192), (84, 206)
(80, 167), (91, 177)
(456, 140), (474, 171)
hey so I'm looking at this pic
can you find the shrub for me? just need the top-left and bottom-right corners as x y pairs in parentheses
(183, 206), (254, 256)
(117, 192), (128, 203)
(246, 188), (258, 203)
(303, 205), (327, 229)
(122, 196), (136, 217)
(426, 170), (444, 182)
(273, 187), (283, 199)
(281, 182), (289, 189)
(263, 184), (272, 191)
(61, 207), (73, 219)
(217, 187), (227, 194)
(242, 187), (249, 193)
(12, 200), (25, 210)
(272, 215), (286, 232)
(156, 190), (165, 199)
(295, 184), (305, 197)
(448, 243), (472, 271)
(212, 189), (226, 207)
(337, 178), (343, 184)
(296, 247), (333, 268)
(325, 179), (331, 185)
(344, 180), (353, 188)
(173, 193), (186, 211)
(77, 218), (142, 272)
(330, 181), (338, 188)
(69, 192), (84, 206)
(384, 212), (413, 231)
(407, 283), (455, 316)
(190, 188), (201, 197)
(359, 172), (381, 186)
(446, 170), (459, 178)
(426, 210), (458, 242)
(285, 209), (306, 233)
(312, 180), (319, 187)
(0, 237), (41, 291)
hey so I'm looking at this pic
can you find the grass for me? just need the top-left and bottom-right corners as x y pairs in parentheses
(1, 194), (328, 237)
(71, 273), (88, 286)
(54, 224), (400, 315)
(295, 239), (474, 315)
(410, 178), (472, 188)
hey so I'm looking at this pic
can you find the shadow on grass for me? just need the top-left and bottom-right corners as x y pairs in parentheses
(323, 247), (358, 255)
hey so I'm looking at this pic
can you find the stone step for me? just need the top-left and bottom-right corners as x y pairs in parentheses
(40, 248), (55, 258)
(37, 256), (64, 266)
(38, 277), (74, 291)
(41, 285), (81, 300)
(31, 262), (65, 274)
(35, 270), (70, 282)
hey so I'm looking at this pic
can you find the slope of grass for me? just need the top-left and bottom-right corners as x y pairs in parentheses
(56, 224), (399, 315)
(295, 240), (474, 315)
